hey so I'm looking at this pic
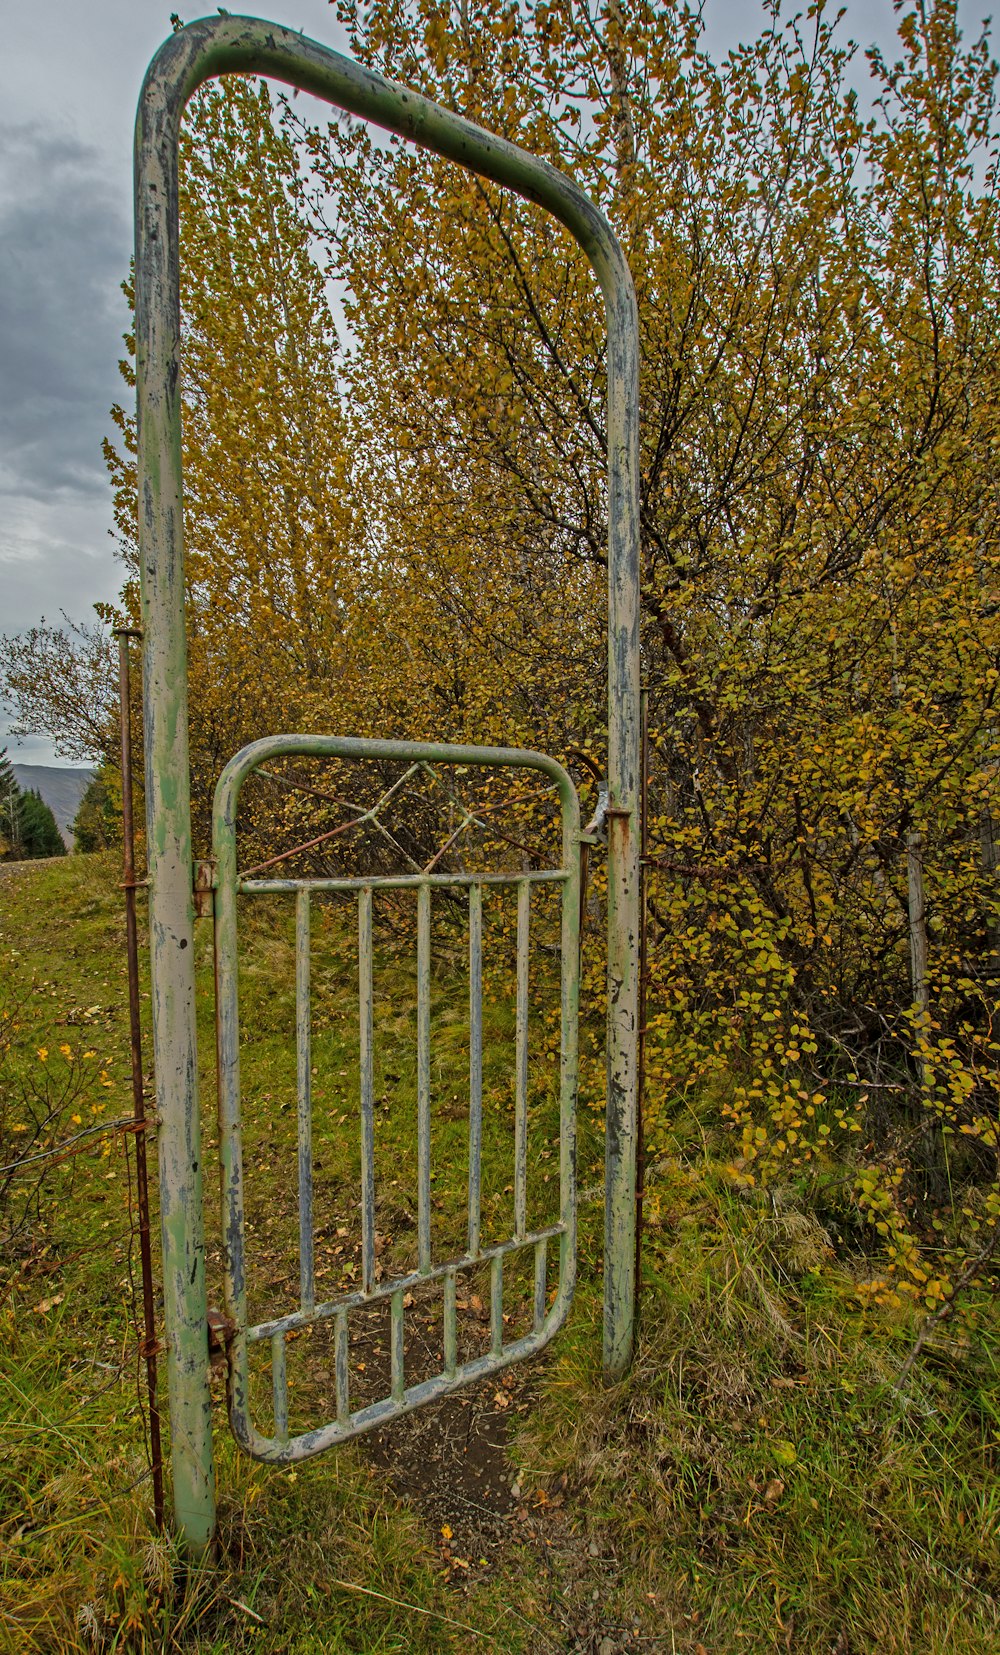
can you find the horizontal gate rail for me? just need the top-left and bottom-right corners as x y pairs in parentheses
(213, 735), (581, 1464)
(241, 869), (568, 893)
(247, 1227), (563, 1346)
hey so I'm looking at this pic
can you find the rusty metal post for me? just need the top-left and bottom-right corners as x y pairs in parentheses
(634, 688), (649, 1318)
(115, 627), (165, 1532)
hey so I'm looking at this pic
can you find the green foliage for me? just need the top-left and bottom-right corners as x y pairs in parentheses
(0, 758), (65, 861)
(0, 746), (22, 859)
(522, 1189), (1000, 1653)
(18, 791), (66, 860)
(72, 763), (122, 854)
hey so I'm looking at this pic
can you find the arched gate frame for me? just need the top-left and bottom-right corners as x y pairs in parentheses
(135, 13), (640, 1552)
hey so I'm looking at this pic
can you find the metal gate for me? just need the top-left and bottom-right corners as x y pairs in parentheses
(136, 15), (640, 1551)
(213, 735), (581, 1463)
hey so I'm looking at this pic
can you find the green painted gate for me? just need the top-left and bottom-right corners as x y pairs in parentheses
(135, 14), (640, 1552)
(213, 735), (582, 1464)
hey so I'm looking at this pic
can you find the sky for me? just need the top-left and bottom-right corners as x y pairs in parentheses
(0, 0), (991, 764)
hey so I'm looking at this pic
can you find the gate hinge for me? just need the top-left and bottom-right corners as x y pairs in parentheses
(582, 782), (610, 844)
(192, 859), (217, 918)
(207, 1307), (236, 1373)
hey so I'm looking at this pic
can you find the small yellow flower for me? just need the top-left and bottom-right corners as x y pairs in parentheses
(37, 1047), (48, 1062)
(59, 1044), (72, 1057)
(71, 1114), (82, 1125)
(82, 1050), (97, 1060)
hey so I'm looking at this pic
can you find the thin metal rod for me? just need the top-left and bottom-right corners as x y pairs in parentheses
(115, 627), (164, 1533)
(390, 1287), (405, 1403)
(240, 761), (424, 878)
(490, 1253), (503, 1357)
(358, 886), (375, 1294)
(635, 688), (649, 1315)
(271, 1333), (289, 1443)
(416, 882), (432, 1275)
(335, 1307), (350, 1425)
(296, 887), (314, 1314)
(533, 1237), (548, 1333)
(514, 879), (530, 1240)
(467, 884), (483, 1258)
(443, 1267), (457, 1378)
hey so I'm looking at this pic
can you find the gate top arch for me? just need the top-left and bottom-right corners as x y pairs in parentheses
(135, 12), (639, 1551)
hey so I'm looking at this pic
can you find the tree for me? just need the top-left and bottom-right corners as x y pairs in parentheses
(0, 748), (23, 861)
(19, 791), (65, 860)
(102, 72), (367, 851)
(72, 763), (122, 853)
(0, 614), (118, 767)
(305, 0), (1000, 1289)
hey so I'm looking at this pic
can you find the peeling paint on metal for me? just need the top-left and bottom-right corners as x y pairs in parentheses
(135, 15), (639, 1549)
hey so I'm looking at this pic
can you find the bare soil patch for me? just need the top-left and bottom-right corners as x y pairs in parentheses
(349, 1312), (657, 1653)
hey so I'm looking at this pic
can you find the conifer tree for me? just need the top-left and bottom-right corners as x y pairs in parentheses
(19, 791), (65, 859)
(72, 764), (121, 853)
(0, 748), (23, 861)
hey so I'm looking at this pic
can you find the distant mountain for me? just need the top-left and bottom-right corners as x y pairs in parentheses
(11, 765), (95, 848)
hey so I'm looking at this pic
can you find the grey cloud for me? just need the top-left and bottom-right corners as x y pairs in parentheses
(0, 120), (129, 505)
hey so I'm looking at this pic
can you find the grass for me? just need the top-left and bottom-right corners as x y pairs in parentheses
(2, 853), (1000, 1651)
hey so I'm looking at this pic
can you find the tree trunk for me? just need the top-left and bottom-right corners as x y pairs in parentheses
(981, 806), (1000, 984)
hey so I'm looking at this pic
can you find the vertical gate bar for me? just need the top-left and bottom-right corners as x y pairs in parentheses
(468, 883), (483, 1258)
(557, 770), (581, 1320)
(296, 887), (315, 1315)
(416, 882), (432, 1275)
(358, 886), (375, 1295)
(514, 878), (530, 1241)
(533, 1237), (548, 1332)
(136, 41), (218, 1548)
(443, 1266), (458, 1377)
(490, 1253), (503, 1357)
(271, 1334), (289, 1443)
(335, 1307), (350, 1426)
(213, 792), (246, 1509)
(390, 1287), (405, 1402)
